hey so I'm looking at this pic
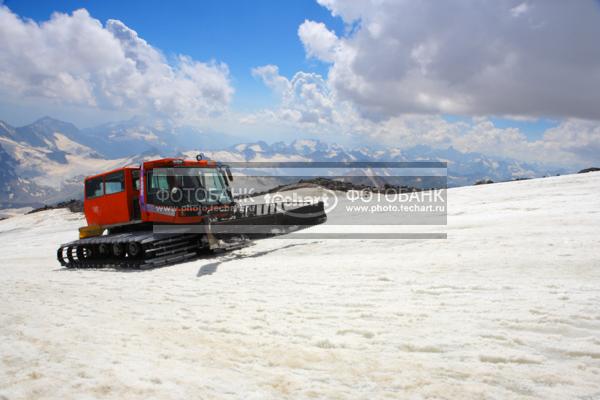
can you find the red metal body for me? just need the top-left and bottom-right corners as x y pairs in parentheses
(84, 166), (138, 226)
(83, 158), (222, 228)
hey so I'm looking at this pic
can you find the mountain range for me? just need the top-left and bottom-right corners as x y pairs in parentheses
(0, 116), (566, 207)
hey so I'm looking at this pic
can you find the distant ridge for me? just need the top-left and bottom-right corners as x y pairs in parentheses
(0, 116), (568, 207)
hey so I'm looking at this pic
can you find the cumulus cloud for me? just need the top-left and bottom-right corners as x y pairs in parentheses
(252, 64), (358, 129)
(539, 120), (600, 164)
(252, 65), (600, 167)
(306, 0), (600, 120)
(372, 116), (600, 166)
(0, 6), (233, 121)
(298, 20), (340, 62)
(251, 65), (291, 96)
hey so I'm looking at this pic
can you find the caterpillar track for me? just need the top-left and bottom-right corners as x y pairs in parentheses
(57, 232), (208, 269)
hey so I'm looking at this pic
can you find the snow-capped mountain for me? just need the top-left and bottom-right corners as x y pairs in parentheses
(0, 117), (565, 207)
(199, 140), (559, 187)
(79, 116), (243, 158)
(0, 118), (151, 207)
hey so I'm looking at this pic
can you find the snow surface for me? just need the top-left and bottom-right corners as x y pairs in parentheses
(0, 207), (33, 219)
(1, 173), (600, 399)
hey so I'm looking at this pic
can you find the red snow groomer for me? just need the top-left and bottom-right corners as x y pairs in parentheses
(57, 155), (326, 269)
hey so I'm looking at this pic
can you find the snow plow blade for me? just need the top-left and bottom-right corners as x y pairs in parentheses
(203, 201), (326, 251)
(213, 201), (327, 239)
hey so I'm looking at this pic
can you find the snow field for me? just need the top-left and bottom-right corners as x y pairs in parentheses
(1, 172), (599, 399)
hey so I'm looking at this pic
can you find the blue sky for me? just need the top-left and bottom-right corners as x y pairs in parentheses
(5, 0), (344, 112)
(4, 0), (559, 137)
(2, 0), (561, 138)
(0, 0), (598, 167)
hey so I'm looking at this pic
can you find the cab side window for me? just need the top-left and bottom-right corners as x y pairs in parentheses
(85, 177), (103, 198)
(105, 171), (125, 195)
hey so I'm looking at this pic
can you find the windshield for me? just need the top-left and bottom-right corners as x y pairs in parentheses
(146, 167), (232, 206)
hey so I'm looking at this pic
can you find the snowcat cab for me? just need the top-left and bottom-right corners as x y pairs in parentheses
(81, 157), (234, 230)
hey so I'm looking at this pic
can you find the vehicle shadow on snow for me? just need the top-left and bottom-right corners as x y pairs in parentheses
(196, 241), (320, 277)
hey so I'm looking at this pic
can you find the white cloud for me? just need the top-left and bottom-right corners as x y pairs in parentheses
(309, 0), (600, 121)
(251, 65), (291, 96)
(0, 6), (233, 122)
(252, 65), (600, 167)
(1, 3), (598, 169)
(373, 116), (600, 167)
(251, 65), (359, 130)
(510, 2), (530, 17)
(298, 20), (340, 62)
(244, 0), (600, 168)
(539, 120), (600, 165)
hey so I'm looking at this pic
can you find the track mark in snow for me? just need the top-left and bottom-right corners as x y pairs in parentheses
(314, 339), (339, 349)
(336, 329), (375, 339)
(399, 343), (445, 353)
(479, 355), (543, 365)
